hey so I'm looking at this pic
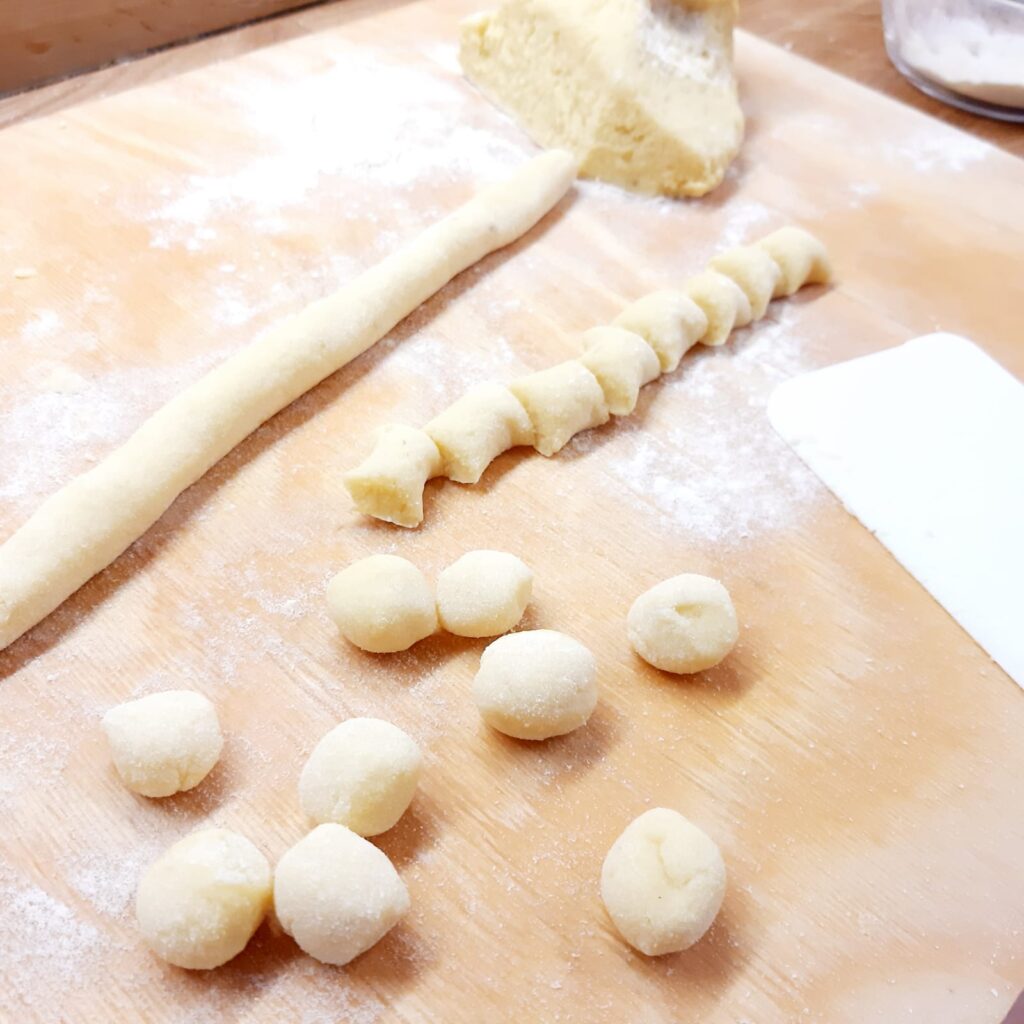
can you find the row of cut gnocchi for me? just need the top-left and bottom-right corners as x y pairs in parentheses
(104, 552), (738, 967)
(345, 226), (832, 527)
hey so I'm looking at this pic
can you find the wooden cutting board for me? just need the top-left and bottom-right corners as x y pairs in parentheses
(2, 2), (1022, 1020)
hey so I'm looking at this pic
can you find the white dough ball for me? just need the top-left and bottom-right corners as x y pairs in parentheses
(627, 573), (738, 674)
(436, 549), (533, 638)
(273, 823), (409, 966)
(102, 690), (223, 798)
(600, 808), (726, 956)
(472, 629), (597, 740)
(326, 554), (437, 653)
(136, 828), (272, 969)
(299, 717), (422, 836)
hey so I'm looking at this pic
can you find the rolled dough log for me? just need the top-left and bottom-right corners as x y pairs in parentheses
(0, 150), (577, 652)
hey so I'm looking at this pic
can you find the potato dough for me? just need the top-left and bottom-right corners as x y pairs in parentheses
(509, 360), (610, 456)
(425, 383), (534, 484)
(627, 573), (738, 674)
(326, 554), (437, 653)
(612, 290), (709, 372)
(579, 326), (661, 416)
(757, 225), (833, 297)
(601, 808), (726, 956)
(299, 717), (422, 836)
(436, 549), (533, 638)
(473, 629), (597, 740)
(102, 690), (223, 798)
(136, 828), (272, 969)
(710, 244), (780, 320)
(343, 425), (442, 528)
(684, 270), (753, 347)
(274, 823), (409, 966)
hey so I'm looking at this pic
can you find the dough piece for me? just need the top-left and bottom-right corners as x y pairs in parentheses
(627, 573), (738, 674)
(436, 549), (533, 637)
(684, 270), (753, 347)
(578, 326), (661, 416)
(343, 425), (442, 529)
(274, 823), (409, 966)
(473, 629), (597, 740)
(612, 290), (709, 372)
(509, 361), (610, 456)
(299, 717), (422, 836)
(600, 808), (726, 955)
(326, 554), (437, 653)
(0, 150), (577, 652)
(460, 0), (743, 197)
(136, 828), (272, 970)
(425, 383), (534, 484)
(757, 226), (833, 297)
(102, 690), (223, 798)
(710, 245), (781, 320)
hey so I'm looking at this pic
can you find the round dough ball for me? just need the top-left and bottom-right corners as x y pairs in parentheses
(436, 549), (533, 638)
(472, 629), (597, 740)
(274, 823), (409, 966)
(299, 717), (422, 836)
(326, 554), (437, 653)
(136, 828), (272, 969)
(627, 573), (738, 674)
(600, 808), (726, 956)
(102, 690), (223, 798)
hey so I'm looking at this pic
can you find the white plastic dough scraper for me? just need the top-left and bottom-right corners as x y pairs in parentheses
(768, 333), (1024, 689)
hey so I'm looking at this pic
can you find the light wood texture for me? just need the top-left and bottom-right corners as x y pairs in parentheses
(741, 0), (1024, 159)
(0, 0), (316, 95)
(1, 3), (1022, 1021)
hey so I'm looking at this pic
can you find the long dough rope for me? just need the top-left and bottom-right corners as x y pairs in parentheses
(0, 150), (578, 652)
(344, 226), (831, 528)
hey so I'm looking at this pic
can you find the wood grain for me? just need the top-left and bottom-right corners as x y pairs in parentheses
(0, 0), (317, 95)
(1, 2), (1022, 1021)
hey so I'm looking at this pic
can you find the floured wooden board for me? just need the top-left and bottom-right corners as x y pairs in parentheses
(1, 2), (1022, 1021)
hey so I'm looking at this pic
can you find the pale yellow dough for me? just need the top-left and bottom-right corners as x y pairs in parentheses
(460, 0), (743, 197)
(579, 326), (661, 416)
(136, 828), (272, 969)
(601, 808), (726, 955)
(436, 549), (533, 637)
(627, 573), (738, 674)
(684, 270), (752, 346)
(274, 824), (409, 966)
(299, 717), (422, 835)
(612, 290), (709, 372)
(326, 554), (437, 653)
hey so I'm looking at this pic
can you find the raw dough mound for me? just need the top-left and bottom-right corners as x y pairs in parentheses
(473, 628), (598, 740)
(299, 717), (422, 836)
(102, 690), (223, 798)
(601, 807), (726, 955)
(274, 823), (409, 966)
(136, 828), (272, 969)
(326, 554), (437, 653)
(436, 549), (534, 638)
(343, 424), (443, 528)
(460, 0), (743, 197)
(627, 573), (737, 673)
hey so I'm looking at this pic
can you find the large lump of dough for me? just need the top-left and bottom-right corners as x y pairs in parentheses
(460, 0), (743, 198)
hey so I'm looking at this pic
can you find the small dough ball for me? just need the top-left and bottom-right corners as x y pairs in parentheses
(102, 690), (223, 798)
(274, 823), (409, 966)
(326, 554), (437, 653)
(136, 828), (272, 969)
(436, 549), (533, 638)
(299, 717), (422, 836)
(601, 808), (726, 956)
(627, 573), (738, 674)
(473, 629), (597, 740)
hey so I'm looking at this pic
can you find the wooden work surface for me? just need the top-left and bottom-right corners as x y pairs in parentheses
(1, 1), (1022, 1020)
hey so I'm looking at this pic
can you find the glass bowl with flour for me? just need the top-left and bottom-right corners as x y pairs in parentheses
(883, 0), (1024, 121)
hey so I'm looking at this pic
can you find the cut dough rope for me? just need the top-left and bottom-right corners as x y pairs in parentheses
(345, 226), (832, 527)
